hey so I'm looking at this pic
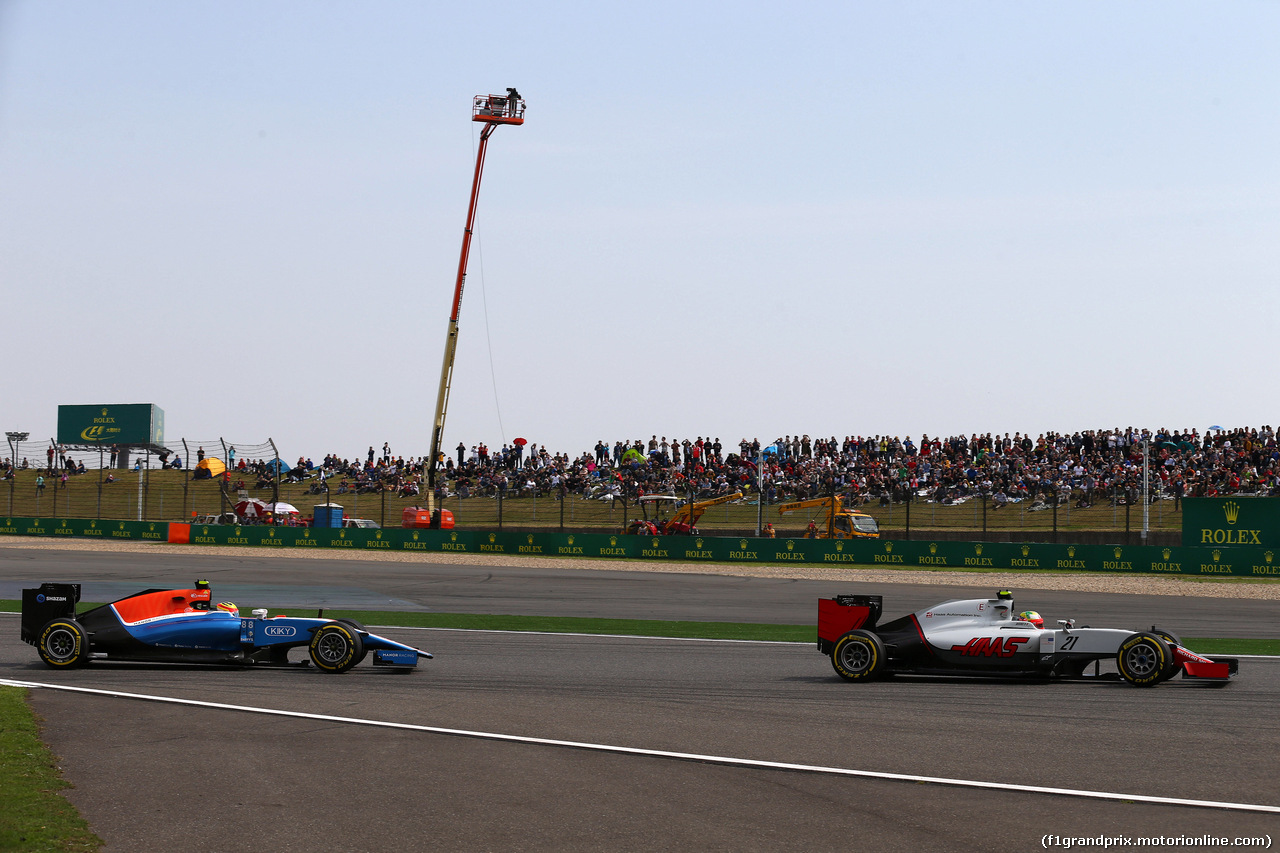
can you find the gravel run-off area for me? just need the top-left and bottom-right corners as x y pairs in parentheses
(2, 538), (1278, 601)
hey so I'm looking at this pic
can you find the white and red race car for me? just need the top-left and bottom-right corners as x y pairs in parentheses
(817, 590), (1238, 686)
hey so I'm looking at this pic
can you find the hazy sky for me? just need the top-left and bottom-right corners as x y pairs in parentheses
(2, 1), (1277, 461)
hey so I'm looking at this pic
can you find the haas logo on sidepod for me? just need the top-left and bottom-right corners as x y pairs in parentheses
(263, 626), (297, 638)
(951, 636), (1031, 657)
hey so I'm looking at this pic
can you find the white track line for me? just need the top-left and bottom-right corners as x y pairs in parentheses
(370, 625), (1280, 656)
(3, 678), (1277, 815)
(5, 610), (1279, 654)
(374, 625), (797, 644)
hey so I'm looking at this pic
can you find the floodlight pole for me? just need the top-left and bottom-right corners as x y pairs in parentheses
(6, 432), (27, 515)
(425, 90), (525, 525)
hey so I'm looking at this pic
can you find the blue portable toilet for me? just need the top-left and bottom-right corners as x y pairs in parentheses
(312, 503), (344, 528)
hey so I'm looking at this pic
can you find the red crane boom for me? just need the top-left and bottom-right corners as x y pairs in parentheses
(424, 90), (525, 526)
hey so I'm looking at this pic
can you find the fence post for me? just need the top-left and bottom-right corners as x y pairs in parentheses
(219, 439), (231, 519)
(142, 448), (150, 521)
(559, 484), (565, 531)
(1052, 496), (1058, 543)
(904, 489), (910, 540)
(182, 440), (191, 521)
(269, 437), (280, 507)
(826, 479), (836, 538)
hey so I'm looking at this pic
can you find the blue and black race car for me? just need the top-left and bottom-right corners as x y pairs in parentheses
(21, 581), (432, 673)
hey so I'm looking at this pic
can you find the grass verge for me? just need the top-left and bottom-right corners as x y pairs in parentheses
(0, 687), (102, 852)
(3, 601), (1277, 653)
(291, 609), (816, 642)
(1175, 638), (1280, 655)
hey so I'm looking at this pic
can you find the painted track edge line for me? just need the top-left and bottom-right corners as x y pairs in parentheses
(3, 678), (1277, 815)
(370, 624), (1280, 655)
(372, 625), (799, 644)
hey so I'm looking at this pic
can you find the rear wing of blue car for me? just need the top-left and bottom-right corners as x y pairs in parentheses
(21, 583), (81, 645)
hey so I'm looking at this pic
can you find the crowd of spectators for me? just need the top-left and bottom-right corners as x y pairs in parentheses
(416, 426), (1280, 511)
(8, 426), (1279, 512)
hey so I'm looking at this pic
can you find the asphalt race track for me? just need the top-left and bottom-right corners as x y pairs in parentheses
(3, 544), (1279, 636)
(2, 547), (1278, 852)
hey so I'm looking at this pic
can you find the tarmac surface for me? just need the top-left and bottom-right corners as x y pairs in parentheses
(3, 543), (1280, 636)
(3, 546), (1278, 851)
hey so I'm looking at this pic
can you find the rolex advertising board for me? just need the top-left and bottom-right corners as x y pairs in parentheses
(57, 404), (164, 446)
(2, 517), (1279, 576)
(1182, 497), (1280, 548)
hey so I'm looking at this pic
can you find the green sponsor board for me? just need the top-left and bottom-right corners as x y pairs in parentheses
(1182, 497), (1280, 548)
(6, 519), (1280, 578)
(0, 517), (167, 541)
(57, 403), (164, 446)
(186, 524), (373, 550)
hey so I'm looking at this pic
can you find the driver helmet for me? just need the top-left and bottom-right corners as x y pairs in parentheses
(216, 601), (239, 616)
(1017, 610), (1044, 628)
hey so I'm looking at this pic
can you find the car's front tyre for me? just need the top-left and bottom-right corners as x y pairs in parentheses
(1117, 632), (1173, 686)
(1151, 630), (1182, 683)
(335, 619), (370, 664)
(831, 630), (885, 681)
(309, 623), (365, 673)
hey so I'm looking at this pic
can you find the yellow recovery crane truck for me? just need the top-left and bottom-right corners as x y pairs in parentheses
(628, 491), (744, 535)
(777, 496), (880, 539)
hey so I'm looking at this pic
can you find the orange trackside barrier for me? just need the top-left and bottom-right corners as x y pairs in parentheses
(168, 523), (190, 544)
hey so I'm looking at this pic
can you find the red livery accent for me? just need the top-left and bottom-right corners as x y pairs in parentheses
(1173, 645), (1231, 679)
(818, 598), (874, 644)
(951, 636), (1031, 658)
(908, 615), (932, 654)
(110, 589), (209, 626)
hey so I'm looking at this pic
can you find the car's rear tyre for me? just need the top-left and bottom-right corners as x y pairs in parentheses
(309, 623), (365, 673)
(38, 619), (90, 668)
(1117, 632), (1173, 686)
(831, 630), (885, 681)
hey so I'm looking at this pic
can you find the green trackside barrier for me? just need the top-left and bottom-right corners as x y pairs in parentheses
(203, 528), (1280, 578)
(186, 523), (371, 551)
(1182, 497), (1280, 548)
(5, 518), (1280, 578)
(0, 517), (167, 542)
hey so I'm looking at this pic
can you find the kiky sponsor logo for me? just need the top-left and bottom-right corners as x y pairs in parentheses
(263, 626), (297, 638)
